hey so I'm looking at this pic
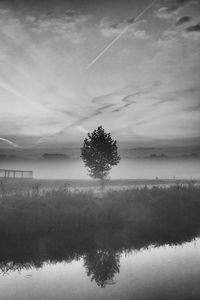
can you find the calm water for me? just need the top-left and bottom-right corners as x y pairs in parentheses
(1, 158), (200, 179)
(1, 237), (200, 300)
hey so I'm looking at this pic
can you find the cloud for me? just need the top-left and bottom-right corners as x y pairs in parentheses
(152, 87), (200, 108)
(176, 0), (197, 5)
(25, 15), (36, 23)
(0, 8), (93, 138)
(100, 15), (143, 37)
(0, 9), (8, 14)
(76, 125), (88, 133)
(131, 29), (151, 40)
(92, 81), (162, 114)
(99, 18), (123, 37)
(17, 9), (90, 44)
(42, 9), (85, 22)
(176, 16), (191, 25)
(35, 15), (87, 43)
(36, 101), (116, 145)
(100, 17), (150, 40)
(39, 81), (162, 144)
(0, 80), (46, 109)
(26, 75), (200, 145)
(64, 10), (81, 18)
(170, 0), (198, 10)
(112, 94), (137, 112)
(186, 103), (200, 112)
(155, 0), (197, 20)
(185, 23), (200, 32)
(183, 23), (200, 39)
(0, 1), (199, 146)
(127, 17), (135, 24)
(155, 7), (178, 20)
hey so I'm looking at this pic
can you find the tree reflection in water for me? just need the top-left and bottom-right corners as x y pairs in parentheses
(84, 249), (120, 288)
(1, 220), (200, 288)
(0, 261), (41, 275)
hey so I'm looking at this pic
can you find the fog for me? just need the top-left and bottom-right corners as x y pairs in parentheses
(0, 158), (199, 180)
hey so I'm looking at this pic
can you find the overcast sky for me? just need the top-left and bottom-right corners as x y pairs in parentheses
(0, 0), (200, 148)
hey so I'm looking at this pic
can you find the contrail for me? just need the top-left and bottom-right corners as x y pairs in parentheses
(86, 0), (156, 70)
(35, 102), (114, 145)
(0, 137), (20, 148)
(0, 81), (47, 110)
(35, 114), (93, 145)
(0, 81), (32, 103)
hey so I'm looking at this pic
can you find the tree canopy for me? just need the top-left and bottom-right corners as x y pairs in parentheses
(81, 126), (120, 182)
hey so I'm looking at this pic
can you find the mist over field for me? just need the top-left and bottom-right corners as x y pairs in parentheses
(1, 145), (200, 180)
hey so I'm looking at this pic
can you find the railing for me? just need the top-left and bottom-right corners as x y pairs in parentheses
(0, 169), (33, 179)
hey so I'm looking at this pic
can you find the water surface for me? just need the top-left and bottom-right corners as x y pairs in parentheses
(1, 233), (200, 300)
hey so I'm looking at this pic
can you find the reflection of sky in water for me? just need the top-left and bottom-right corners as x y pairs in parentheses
(1, 158), (200, 180)
(1, 239), (200, 300)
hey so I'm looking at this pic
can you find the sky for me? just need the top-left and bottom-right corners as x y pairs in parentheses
(0, 0), (200, 148)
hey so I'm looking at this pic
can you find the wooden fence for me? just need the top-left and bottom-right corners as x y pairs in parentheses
(0, 169), (33, 179)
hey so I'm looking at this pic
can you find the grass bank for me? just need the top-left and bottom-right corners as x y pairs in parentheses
(0, 186), (200, 239)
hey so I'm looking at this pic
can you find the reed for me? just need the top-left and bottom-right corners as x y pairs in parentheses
(0, 185), (200, 237)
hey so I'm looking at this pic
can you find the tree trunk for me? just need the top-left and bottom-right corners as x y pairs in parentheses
(100, 177), (105, 195)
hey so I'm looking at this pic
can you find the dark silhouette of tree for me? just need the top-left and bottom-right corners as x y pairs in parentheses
(84, 249), (120, 288)
(81, 126), (120, 189)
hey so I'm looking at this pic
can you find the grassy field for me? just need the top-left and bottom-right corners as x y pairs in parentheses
(0, 184), (200, 241)
(0, 177), (199, 196)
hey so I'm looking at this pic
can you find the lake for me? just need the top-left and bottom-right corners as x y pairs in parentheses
(1, 234), (200, 300)
(0, 158), (200, 180)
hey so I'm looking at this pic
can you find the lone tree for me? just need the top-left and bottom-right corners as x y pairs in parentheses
(81, 126), (120, 190)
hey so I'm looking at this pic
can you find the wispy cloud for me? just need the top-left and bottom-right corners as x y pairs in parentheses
(0, 80), (47, 110)
(112, 94), (137, 112)
(164, 0), (198, 12)
(176, 0), (198, 6)
(31, 12), (89, 43)
(183, 22), (200, 39)
(155, 5), (180, 20)
(185, 22), (200, 32)
(176, 16), (191, 25)
(100, 16), (150, 40)
(0, 9), (8, 14)
(155, 0), (197, 20)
